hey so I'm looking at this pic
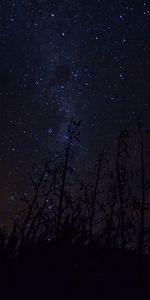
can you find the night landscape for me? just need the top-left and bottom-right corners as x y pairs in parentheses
(0, 1), (150, 299)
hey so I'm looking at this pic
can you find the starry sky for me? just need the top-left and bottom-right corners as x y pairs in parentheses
(0, 0), (150, 226)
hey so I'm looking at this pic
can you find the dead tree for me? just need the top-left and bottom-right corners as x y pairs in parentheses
(80, 150), (106, 244)
(25, 168), (58, 242)
(104, 182), (116, 248)
(116, 130), (129, 251)
(19, 156), (53, 252)
(138, 121), (146, 254)
(56, 119), (81, 237)
(89, 151), (105, 243)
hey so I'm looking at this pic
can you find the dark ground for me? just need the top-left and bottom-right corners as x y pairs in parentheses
(0, 244), (150, 300)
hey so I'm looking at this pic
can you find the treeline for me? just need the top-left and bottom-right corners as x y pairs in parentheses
(1, 119), (150, 260)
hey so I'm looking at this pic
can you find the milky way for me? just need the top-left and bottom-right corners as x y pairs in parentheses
(0, 0), (150, 224)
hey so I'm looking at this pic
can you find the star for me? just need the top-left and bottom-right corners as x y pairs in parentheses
(0, 0), (149, 231)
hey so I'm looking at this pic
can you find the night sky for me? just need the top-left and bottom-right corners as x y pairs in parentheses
(0, 0), (150, 226)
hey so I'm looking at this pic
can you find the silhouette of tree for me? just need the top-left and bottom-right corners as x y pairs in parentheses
(56, 119), (81, 237)
(116, 130), (129, 251)
(137, 120), (146, 254)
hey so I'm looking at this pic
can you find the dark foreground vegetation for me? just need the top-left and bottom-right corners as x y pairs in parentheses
(1, 119), (150, 299)
(1, 238), (150, 299)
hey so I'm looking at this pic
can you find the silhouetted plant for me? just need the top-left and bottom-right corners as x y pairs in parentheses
(116, 130), (129, 250)
(7, 119), (150, 259)
(56, 119), (81, 237)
